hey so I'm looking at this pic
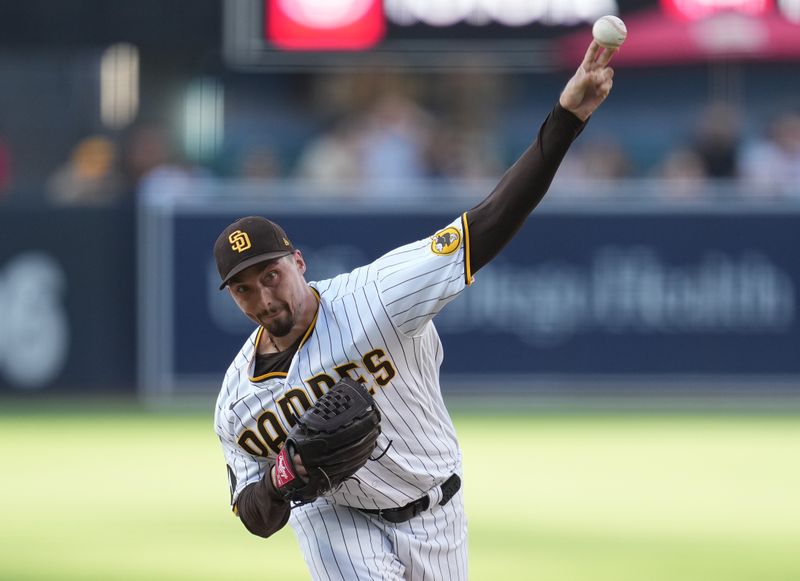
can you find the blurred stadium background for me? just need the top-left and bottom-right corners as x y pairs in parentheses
(2, 0), (800, 579)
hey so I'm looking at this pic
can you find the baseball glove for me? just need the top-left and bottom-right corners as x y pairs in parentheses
(273, 377), (381, 503)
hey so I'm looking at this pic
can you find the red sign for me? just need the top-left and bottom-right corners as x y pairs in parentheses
(266, 0), (385, 51)
(661, 0), (773, 20)
(560, 7), (800, 67)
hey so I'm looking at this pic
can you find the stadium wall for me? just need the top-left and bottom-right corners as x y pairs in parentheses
(2, 188), (796, 398)
(137, 183), (800, 403)
(0, 207), (136, 394)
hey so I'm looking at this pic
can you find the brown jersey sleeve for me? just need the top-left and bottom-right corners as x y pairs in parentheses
(235, 469), (291, 538)
(466, 103), (587, 273)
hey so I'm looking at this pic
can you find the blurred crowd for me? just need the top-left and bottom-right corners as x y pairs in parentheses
(557, 102), (800, 200)
(2, 73), (800, 207)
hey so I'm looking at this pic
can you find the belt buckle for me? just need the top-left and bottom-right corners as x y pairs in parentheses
(378, 496), (427, 523)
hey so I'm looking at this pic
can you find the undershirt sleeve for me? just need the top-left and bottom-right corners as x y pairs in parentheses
(235, 469), (291, 538)
(466, 103), (587, 273)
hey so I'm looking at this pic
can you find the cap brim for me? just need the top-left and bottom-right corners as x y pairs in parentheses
(218, 251), (293, 289)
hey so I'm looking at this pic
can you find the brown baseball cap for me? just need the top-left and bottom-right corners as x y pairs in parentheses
(214, 216), (294, 290)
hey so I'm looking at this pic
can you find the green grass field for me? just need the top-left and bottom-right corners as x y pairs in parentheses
(2, 405), (799, 580)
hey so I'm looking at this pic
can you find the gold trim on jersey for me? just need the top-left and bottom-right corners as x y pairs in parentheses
(461, 212), (474, 286)
(248, 288), (321, 382)
(249, 370), (288, 382)
(249, 328), (288, 382)
(298, 287), (321, 351)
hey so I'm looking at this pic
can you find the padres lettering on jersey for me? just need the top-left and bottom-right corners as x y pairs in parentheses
(214, 214), (472, 511)
(237, 346), (397, 457)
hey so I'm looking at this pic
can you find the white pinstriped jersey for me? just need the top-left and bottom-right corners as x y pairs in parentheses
(214, 214), (473, 512)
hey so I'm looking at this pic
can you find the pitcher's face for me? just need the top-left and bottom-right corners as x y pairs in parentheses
(227, 251), (308, 337)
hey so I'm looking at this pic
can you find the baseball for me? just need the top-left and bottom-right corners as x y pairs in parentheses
(592, 15), (627, 49)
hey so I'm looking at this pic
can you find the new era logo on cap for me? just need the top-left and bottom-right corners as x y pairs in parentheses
(214, 216), (294, 289)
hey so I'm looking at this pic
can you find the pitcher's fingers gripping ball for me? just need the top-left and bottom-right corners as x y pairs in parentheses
(274, 377), (382, 503)
(592, 15), (627, 49)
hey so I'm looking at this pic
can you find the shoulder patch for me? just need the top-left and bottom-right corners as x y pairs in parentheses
(430, 227), (461, 255)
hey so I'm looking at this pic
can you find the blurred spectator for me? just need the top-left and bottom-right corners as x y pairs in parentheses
(122, 123), (212, 204)
(47, 136), (125, 205)
(644, 102), (741, 201)
(359, 94), (432, 186)
(556, 136), (633, 183)
(655, 147), (709, 200)
(740, 110), (800, 198)
(295, 87), (513, 198)
(424, 70), (504, 181)
(236, 145), (283, 181)
(691, 101), (742, 179)
(294, 118), (365, 186)
(122, 124), (174, 188)
(294, 94), (434, 195)
(425, 127), (502, 181)
(137, 163), (209, 204)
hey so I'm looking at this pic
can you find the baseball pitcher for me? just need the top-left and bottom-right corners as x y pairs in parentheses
(214, 40), (618, 580)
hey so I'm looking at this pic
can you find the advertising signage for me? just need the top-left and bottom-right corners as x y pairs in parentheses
(223, 0), (658, 71)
